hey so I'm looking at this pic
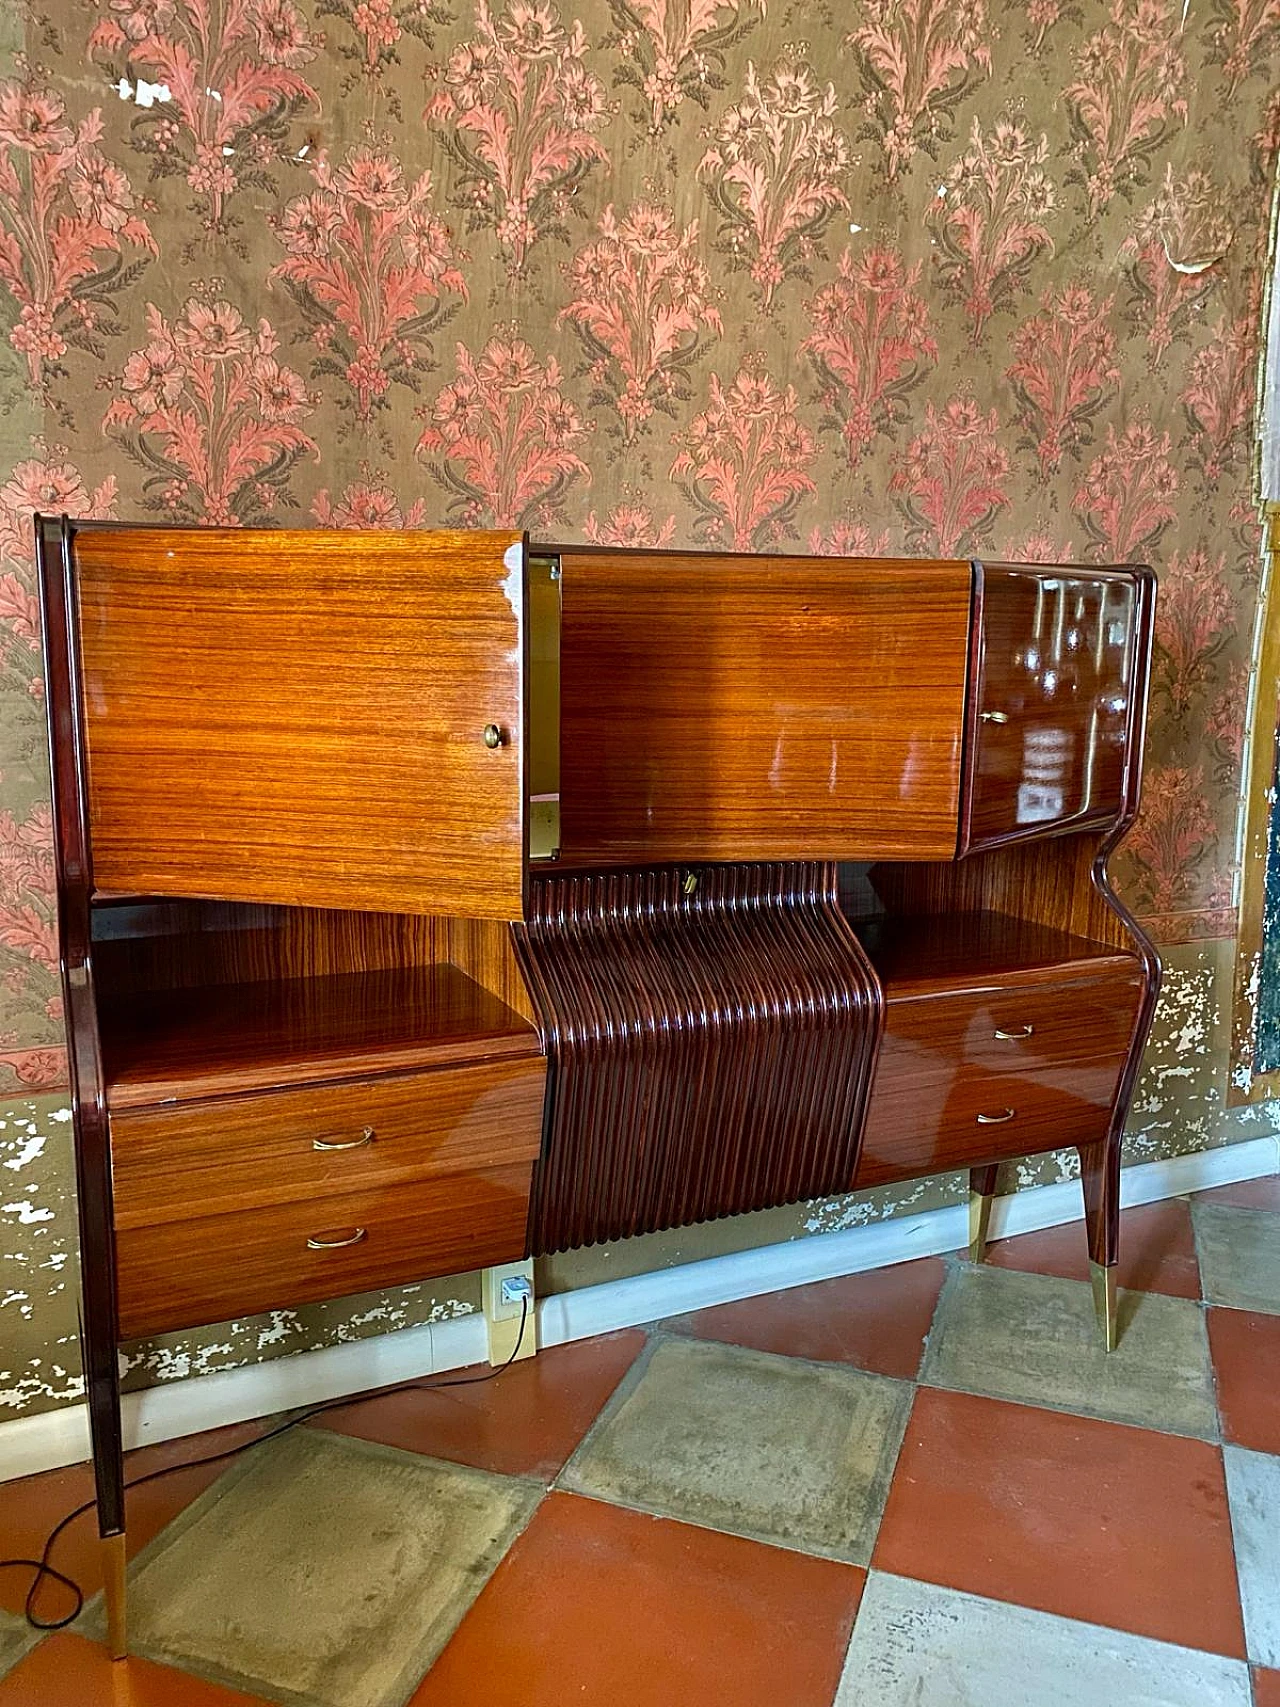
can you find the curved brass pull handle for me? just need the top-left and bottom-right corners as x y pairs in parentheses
(993, 1025), (1033, 1040)
(312, 1127), (375, 1152)
(980, 710), (1009, 724)
(976, 1108), (1016, 1125)
(306, 1227), (368, 1250)
(483, 723), (504, 749)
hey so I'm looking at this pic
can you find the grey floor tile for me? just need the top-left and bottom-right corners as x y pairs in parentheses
(559, 1334), (912, 1564)
(1224, 1445), (1280, 1667)
(1194, 1205), (1280, 1313)
(835, 1573), (1253, 1707)
(920, 1264), (1217, 1438)
(0, 1609), (38, 1680)
(104, 1427), (540, 1707)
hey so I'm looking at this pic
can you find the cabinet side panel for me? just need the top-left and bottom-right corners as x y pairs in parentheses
(558, 553), (971, 865)
(73, 526), (527, 920)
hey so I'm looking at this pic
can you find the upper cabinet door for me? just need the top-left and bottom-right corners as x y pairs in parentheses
(68, 526), (528, 920)
(960, 563), (1150, 856)
(557, 551), (972, 865)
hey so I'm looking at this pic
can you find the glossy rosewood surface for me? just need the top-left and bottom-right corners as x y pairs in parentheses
(853, 947), (1144, 1188)
(110, 1056), (546, 1228)
(516, 861), (881, 1255)
(37, 516), (125, 1536)
(69, 523), (528, 920)
(114, 1161), (534, 1340)
(98, 963), (540, 1108)
(961, 564), (1146, 854)
(853, 909), (1137, 995)
(556, 551), (972, 866)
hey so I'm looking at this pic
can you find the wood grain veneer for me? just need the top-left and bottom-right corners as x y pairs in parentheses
(114, 1161), (534, 1339)
(99, 963), (540, 1108)
(110, 1056), (546, 1228)
(853, 909), (1137, 995)
(556, 551), (972, 865)
(70, 524), (529, 920)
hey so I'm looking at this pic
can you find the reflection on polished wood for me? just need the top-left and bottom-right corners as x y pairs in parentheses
(962, 564), (1145, 854)
(115, 1161), (535, 1339)
(110, 1056), (546, 1228)
(851, 910), (1145, 1190)
(99, 963), (540, 1107)
(557, 550), (972, 865)
(72, 524), (529, 920)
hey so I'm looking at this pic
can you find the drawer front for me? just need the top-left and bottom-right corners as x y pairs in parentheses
(964, 565), (1142, 853)
(856, 1053), (1121, 1187)
(111, 1057), (546, 1230)
(854, 971), (1142, 1188)
(116, 1161), (533, 1340)
(876, 967), (1144, 1078)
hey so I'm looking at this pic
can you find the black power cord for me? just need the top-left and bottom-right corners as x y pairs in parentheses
(1, 1293), (529, 1633)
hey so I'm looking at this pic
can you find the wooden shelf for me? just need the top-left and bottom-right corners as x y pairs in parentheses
(100, 963), (541, 1110)
(850, 909), (1138, 999)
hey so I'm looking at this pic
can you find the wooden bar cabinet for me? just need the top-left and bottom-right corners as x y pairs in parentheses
(37, 519), (1158, 1656)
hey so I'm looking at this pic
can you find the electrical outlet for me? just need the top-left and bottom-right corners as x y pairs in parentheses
(482, 1259), (536, 1365)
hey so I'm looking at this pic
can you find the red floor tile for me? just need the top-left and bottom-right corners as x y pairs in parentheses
(0, 1422), (267, 1627)
(410, 1491), (864, 1707)
(0, 1633), (272, 1705)
(662, 1258), (948, 1380)
(985, 1199), (1201, 1299)
(1253, 1667), (1280, 1707)
(1208, 1306), (1280, 1454)
(314, 1329), (647, 1479)
(1193, 1175), (1280, 1211)
(873, 1386), (1246, 1658)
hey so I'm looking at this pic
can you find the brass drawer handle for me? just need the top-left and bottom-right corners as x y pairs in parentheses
(306, 1228), (368, 1250)
(312, 1127), (375, 1152)
(483, 723), (504, 748)
(976, 1108), (1016, 1124)
(993, 1025), (1034, 1040)
(980, 710), (1009, 724)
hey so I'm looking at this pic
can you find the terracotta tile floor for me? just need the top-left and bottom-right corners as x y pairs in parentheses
(1, 1178), (1277, 1706)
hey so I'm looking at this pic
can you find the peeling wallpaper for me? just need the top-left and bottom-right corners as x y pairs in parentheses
(0, 0), (1277, 1418)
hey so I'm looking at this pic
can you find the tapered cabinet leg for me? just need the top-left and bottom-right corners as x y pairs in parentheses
(1079, 1137), (1122, 1352)
(102, 1532), (127, 1659)
(968, 1164), (1000, 1263)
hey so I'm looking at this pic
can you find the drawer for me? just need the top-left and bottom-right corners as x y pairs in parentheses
(874, 965), (1144, 1080)
(111, 1057), (546, 1230)
(115, 1161), (534, 1339)
(963, 565), (1143, 853)
(857, 1054), (1122, 1187)
(854, 969), (1142, 1189)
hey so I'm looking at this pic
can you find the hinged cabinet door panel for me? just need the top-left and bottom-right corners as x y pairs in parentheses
(962, 564), (1145, 855)
(557, 552), (972, 864)
(72, 527), (528, 920)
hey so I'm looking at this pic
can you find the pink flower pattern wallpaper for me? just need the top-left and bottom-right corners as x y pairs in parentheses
(0, 0), (1275, 1098)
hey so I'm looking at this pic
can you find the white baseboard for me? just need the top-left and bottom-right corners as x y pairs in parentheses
(3, 1134), (1276, 1485)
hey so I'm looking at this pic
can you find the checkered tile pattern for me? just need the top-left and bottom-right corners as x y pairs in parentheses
(2, 1176), (1278, 1706)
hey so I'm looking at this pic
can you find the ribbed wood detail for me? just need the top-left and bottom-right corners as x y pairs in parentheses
(515, 862), (881, 1255)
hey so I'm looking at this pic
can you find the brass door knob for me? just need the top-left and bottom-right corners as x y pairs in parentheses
(483, 723), (503, 749)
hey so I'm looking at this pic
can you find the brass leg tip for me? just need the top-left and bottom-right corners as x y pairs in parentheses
(103, 1532), (127, 1660)
(968, 1190), (993, 1264)
(1090, 1260), (1118, 1353)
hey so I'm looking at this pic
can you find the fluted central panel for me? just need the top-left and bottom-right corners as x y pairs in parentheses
(515, 862), (881, 1256)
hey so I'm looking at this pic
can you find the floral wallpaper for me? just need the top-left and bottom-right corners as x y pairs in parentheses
(0, 0), (1277, 1420)
(0, 4), (1270, 1086)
